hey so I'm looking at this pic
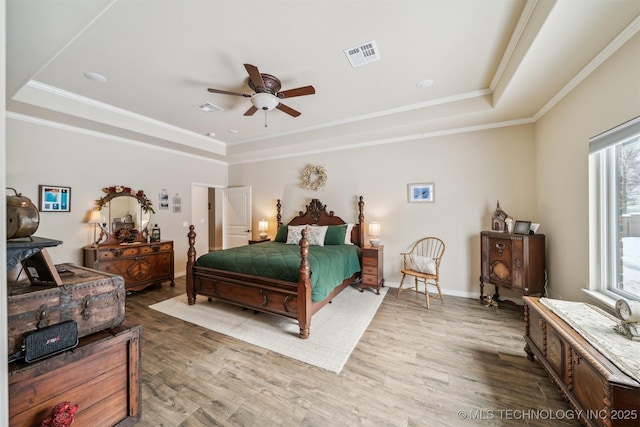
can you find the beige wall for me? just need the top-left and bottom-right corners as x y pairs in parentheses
(230, 124), (538, 299)
(6, 117), (229, 278)
(535, 33), (640, 302)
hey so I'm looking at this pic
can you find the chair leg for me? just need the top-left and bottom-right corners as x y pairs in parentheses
(435, 280), (444, 303)
(425, 280), (430, 309)
(396, 273), (407, 297)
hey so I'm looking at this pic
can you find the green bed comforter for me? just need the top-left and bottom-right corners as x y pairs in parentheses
(195, 242), (362, 302)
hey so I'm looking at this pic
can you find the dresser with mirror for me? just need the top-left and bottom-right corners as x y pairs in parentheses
(83, 186), (174, 292)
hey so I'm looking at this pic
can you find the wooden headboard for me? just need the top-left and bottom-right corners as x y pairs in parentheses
(276, 197), (365, 247)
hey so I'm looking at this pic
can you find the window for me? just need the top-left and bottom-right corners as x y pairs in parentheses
(589, 117), (640, 302)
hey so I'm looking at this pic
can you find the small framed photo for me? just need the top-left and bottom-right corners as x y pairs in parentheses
(159, 189), (169, 210)
(38, 185), (71, 212)
(407, 183), (435, 203)
(514, 220), (532, 235)
(21, 249), (63, 286)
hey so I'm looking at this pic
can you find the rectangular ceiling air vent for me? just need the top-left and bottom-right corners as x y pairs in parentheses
(195, 101), (223, 112)
(344, 40), (380, 67)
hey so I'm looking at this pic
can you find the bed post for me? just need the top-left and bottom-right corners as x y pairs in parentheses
(358, 196), (365, 247)
(276, 199), (282, 227)
(186, 225), (197, 305)
(297, 228), (311, 339)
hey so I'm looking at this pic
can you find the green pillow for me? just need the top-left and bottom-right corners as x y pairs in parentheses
(324, 224), (348, 245)
(274, 225), (288, 242)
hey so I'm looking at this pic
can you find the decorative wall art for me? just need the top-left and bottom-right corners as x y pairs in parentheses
(300, 165), (327, 191)
(173, 193), (182, 213)
(159, 189), (169, 209)
(38, 185), (71, 212)
(407, 183), (434, 203)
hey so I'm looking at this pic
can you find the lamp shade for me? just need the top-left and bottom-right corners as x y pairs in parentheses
(88, 209), (102, 224)
(258, 219), (268, 240)
(251, 92), (280, 111)
(368, 221), (381, 246)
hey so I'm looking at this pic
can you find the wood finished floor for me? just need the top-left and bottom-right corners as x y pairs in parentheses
(125, 278), (579, 427)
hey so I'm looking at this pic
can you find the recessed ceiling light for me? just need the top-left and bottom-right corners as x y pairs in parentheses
(417, 79), (434, 88)
(84, 72), (107, 82)
(228, 129), (238, 134)
(206, 132), (216, 137)
(195, 101), (223, 112)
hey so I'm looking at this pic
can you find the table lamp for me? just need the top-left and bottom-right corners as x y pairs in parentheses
(88, 209), (103, 247)
(368, 221), (381, 246)
(258, 219), (268, 240)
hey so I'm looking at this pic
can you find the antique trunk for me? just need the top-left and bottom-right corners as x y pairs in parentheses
(9, 324), (141, 427)
(7, 262), (125, 358)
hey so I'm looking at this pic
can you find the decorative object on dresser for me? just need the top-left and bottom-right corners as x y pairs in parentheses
(9, 324), (142, 426)
(397, 237), (445, 309)
(7, 263), (125, 360)
(86, 185), (174, 291)
(360, 245), (384, 294)
(479, 230), (545, 304)
(524, 297), (640, 426)
(614, 299), (640, 340)
(513, 220), (532, 235)
(490, 201), (508, 232)
(368, 221), (381, 246)
(186, 196), (366, 339)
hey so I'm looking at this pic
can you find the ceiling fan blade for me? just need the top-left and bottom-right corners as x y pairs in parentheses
(244, 64), (266, 90)
(207, 88), (251, 97)
(276, 103), (301, 117)
(244, 105), (258, 116)
(277, 85), (316, 99)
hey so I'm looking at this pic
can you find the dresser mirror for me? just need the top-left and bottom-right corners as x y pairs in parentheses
(95, 186), (155, 244)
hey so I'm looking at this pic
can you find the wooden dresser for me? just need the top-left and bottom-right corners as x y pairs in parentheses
(480, 231), (545, 301)
(84, 240), (174, 292)
(524, 297), (640, 427)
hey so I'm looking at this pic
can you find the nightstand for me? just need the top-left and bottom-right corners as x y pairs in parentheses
(360, 245), (384, 294)
(248, 238), (270, 244)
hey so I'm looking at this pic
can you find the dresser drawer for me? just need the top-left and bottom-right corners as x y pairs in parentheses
(140, 242), (172, 254)
(362, 256), (378, 267)
(362, 265), (377, 275)
(362, 274), (379, 285)
(98, 246), (140, 259)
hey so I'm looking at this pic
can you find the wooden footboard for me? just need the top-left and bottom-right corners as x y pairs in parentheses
(186, 225), (315, 338)
(185, 196), (365, 339)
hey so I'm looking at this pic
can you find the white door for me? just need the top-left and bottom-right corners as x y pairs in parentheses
(223, 186), (251, 249)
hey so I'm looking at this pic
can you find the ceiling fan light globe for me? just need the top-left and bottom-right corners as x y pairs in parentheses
(251, 92), (279, 111)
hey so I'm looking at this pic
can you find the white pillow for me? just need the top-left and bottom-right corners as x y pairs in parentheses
(307, 225), (328, 246)
(344, 223), (355, 244)
(410, 255), (437, 275)
(286, 225), (307, 245)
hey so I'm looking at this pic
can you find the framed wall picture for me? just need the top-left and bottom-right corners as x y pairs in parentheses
(407, 183), (435, 203)
(38, 185), (71, 212)
(514, 220), (532, 235)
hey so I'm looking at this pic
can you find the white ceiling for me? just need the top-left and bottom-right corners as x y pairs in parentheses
(6, 0), (640, 164)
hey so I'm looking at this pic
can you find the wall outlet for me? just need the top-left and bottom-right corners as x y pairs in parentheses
(182, 221), (188, 227)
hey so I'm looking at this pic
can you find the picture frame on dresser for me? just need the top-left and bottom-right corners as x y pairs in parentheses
(513, 220), (531, 235)
(38, 184), (71, 212)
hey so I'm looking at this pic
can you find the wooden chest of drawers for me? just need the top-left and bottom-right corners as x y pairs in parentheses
(84, 240), (174, 292)
(9, 324), (141, 427)
(480, 231), (545, 301)
(360, 245), (384, 294)
(524, 297), (640, 427)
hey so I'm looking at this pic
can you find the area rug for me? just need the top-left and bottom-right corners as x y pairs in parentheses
(149, 285), (387, 373)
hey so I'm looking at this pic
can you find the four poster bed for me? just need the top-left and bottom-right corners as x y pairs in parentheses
(185, 197), (365, 339)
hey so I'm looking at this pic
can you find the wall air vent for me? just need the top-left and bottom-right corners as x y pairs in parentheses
(195, 101), (223, 112)
(344, 40), (380, 67)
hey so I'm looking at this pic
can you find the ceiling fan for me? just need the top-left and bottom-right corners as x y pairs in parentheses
(207, 64), (315, 118)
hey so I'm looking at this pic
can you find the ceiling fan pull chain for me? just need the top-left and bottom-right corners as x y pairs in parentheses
(264, 110), (268, 128)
